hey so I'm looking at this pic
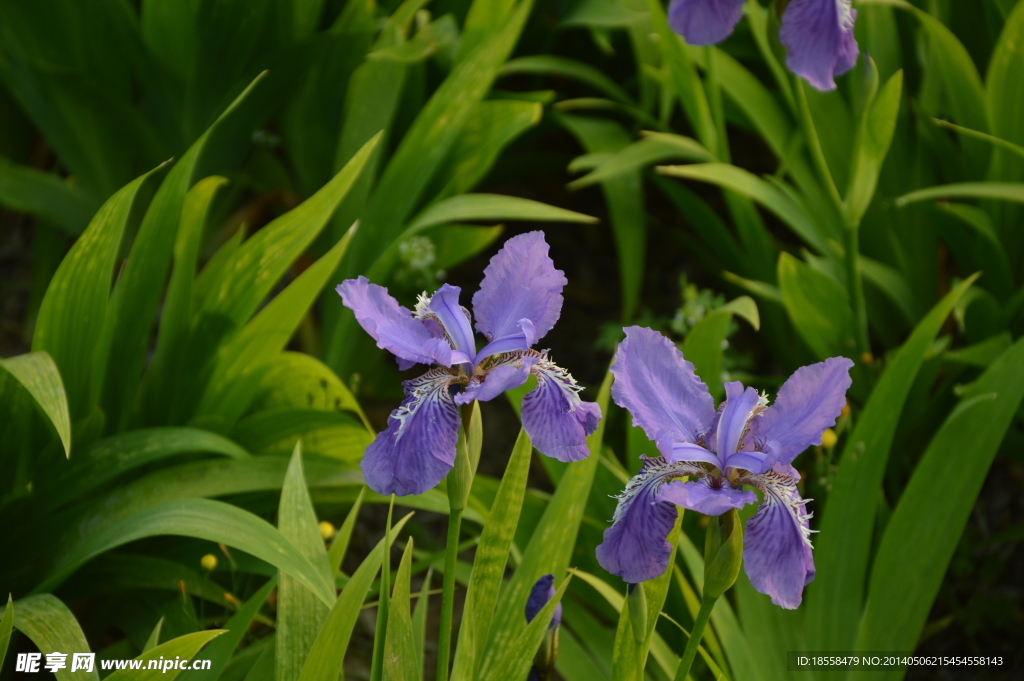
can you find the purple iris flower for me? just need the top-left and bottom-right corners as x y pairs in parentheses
(667, 0), (859, 91)
(337, 231), (601, 497)
(595, 327), (852, 608)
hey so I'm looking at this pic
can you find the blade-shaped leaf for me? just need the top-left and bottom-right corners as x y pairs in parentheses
(178, 577), (277, 681)
(296, 513), (413, 681)
(451, 428), (533, 681)
(105, 630), (226, 681)
(38, 498), (336, 606)
(857, 337), (1024, 674)
(0, 154), (99, 235)
(805, 275), (979, 653)
(383, 538), (419, 681)
(777, 252), (856, 360)
(845, 70), (903, 226)
(277, 444), (334, 681)
(0, 352), (71, 458)
(406, 193), (597, 233)
(13, 594), (98, 681)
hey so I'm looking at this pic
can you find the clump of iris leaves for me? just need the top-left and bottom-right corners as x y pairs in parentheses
(1, 1), (1023, 680)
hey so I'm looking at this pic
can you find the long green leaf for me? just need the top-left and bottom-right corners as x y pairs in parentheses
(477, 369), (611, 678)
(451, 428), (534, 681)
(658, 163), (828, 253)
(498, 55), (635, 105)
(105, 630), (226, 681)
(895, 182), (1024, 206)
(480, 576), (572, 681)
(277, 444), (334, 681)
(845, 70), (903, 226)
(38, 498), (336, 606)
(0, 352), (71, 458)
(777, 252), (856, 360)
(32, 169), (155, 421)
(857, 337), (1024, 675)
(406, 194), (597, 233)
(179, 578), (277, 681)
(383, 538), (419, 681)
(196, 224), (357, 429)
(805, 275), (979, 653)
(40, 427), (248, 508)
(296, 513), (413, 681)
(103, 74), (265, 430)
(0, 154), (99, 235)
(13, 594), (98, 681)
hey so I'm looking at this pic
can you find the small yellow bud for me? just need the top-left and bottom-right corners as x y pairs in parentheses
(840, 401), (851, 418)
(820, 428), (838, 449)
(224, 592), (241, 607)
(200, 554), (218, 571)
(860, 351), (874, 365)
(318, 521), (336, 541)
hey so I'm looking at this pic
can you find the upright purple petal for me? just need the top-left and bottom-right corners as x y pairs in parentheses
(596, 457), (700, 583)
(668, 0), (745, 46)
(474, 318), (536, 364)
(716, 382), (762, 458)
(611, 327), (716, 456)
(472, 231), (567, 344)
(780, 0), (859, 91)
(338, 277), (453, 367)
(424, 284), (476, 356)
(739, 465), (816, 609)
(522, 355), (600, 462)
(526, 574), (562, 629)
(658, 477), (756, 516)
(361, 368), (461, 496)
(745, 357), (853, 468)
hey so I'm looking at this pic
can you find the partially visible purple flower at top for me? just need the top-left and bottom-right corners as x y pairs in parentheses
(667, 0), (859, 91)
(595, 327), (853, 608)
(337, 232), (601, 497)
(525, 574), (563, 629)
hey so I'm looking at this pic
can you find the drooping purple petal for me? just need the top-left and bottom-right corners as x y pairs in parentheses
(745, 356), (853, 468)
(455, 353), (539, 405)
(611, 327), (716, 457)
(425, 284), (476, 357)
(525, 574), (562, 629)
(472, 231), (567, 344)
(739, 465), (816, 609)
(780, 0), (859, 91)
(521, 354), (601, 462)
(658, 478), (756, 516)
(668, 0), (745, 46)
(597, 457), (701, 583)
(360, 368), (460, 496)
(716, 382), (762, 458)
(338, 277), (453, 367)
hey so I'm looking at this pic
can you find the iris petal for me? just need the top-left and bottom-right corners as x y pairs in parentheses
(596, 457), (702, 583)
(668, 0), (745, 46)
(472, 231), (566, 344)
(338, 277), (453, 367)
(426, 284), (476, 357)
(611, 326), (716, 456)
(780, 0), (859, 91)
(522, 354), (601, 462)
(361, 368), (461, 496)
(657, 478), (756, 515)
(716, 381), (762, 458)
(745, 356), (853, 468)
(739, 465), (816, 609)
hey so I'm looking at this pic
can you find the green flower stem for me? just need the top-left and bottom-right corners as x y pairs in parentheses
(844, 217), (871, 355)
(435, 505), (463, 681)
(795, 79), (843, 212)
(673, 594), (718, 681)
